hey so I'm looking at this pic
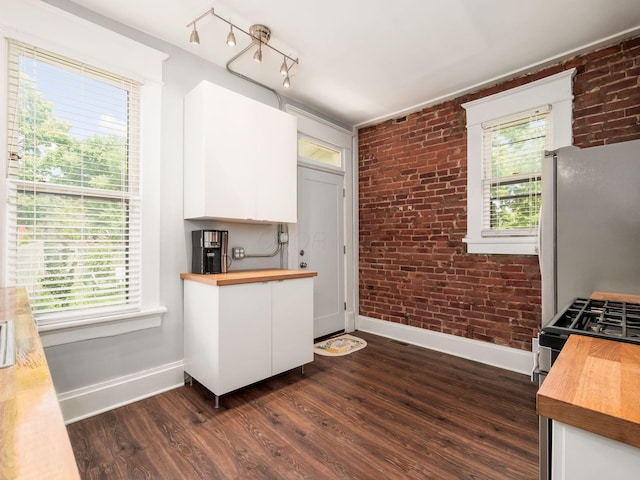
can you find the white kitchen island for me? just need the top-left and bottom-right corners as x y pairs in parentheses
(181, 269), (317, 407)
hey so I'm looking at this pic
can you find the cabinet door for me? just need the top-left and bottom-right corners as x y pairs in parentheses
(184, 81), (256, 221)
(552, 421), (640, 480)
(254, 107), (298, 223)
(184, 280), (221, 392)
(271, 278), (314, 375)
(218, 282), (272, 394)
(202, 85), (256, 221)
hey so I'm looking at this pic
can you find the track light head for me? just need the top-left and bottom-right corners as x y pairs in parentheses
(253, 43), (263, 63)
(283, 75), (291, 88)
(226, 26), (236, 47)
(189, 24), (200, 45)
(280, 58), (288, 76)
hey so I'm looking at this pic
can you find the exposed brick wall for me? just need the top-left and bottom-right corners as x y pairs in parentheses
(358, 35), (640, 351)
(572, 37), (640, 146)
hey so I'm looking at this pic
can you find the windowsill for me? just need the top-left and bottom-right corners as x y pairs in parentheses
(37, 306), (167, 347)
(463, 237), (538, 255)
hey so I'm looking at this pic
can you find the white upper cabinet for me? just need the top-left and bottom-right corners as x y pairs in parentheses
(183, 81), (298, 223)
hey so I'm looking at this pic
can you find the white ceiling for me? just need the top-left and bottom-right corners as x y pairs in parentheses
(68, 0), (640, 127)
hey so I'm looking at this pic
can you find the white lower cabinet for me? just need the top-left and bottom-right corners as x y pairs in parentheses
(183, 277), (313, 398)
(552, 421), (640, 479)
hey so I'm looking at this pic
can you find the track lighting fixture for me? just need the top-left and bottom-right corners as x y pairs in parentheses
(186, 7), (299, 88)
(226, 25), (236, 47)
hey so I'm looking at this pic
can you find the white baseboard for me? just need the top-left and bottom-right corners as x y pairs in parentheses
(58, 360), (185, 424)
(356, 315), (533, 376)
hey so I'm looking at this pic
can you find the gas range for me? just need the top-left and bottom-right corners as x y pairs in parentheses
(540, 297), (640, 351)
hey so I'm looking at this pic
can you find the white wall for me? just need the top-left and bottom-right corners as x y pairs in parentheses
(29, 0), (350, 421)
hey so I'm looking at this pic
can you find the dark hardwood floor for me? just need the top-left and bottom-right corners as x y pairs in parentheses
(67, 332), (539, 479)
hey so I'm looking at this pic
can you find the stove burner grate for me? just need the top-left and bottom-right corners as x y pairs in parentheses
(541, 297), (640, 346)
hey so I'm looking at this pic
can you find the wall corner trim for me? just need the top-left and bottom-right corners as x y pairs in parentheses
(356, 315), (533, 375)
(57, 360), (184, 424)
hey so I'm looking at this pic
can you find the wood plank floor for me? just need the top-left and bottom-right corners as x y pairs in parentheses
(67, 332), (539, 479)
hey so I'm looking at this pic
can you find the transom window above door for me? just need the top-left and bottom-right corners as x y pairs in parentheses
(298, 137), (342, 168)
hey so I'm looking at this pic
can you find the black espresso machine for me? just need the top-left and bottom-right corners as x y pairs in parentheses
(191, 230), (228, 274)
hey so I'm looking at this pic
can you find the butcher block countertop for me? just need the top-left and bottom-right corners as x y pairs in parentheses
(180, 269), (317, 286)
(590, 291), (640, 303)
(537, 334), (640, 448)
(0, 288), (80, 479)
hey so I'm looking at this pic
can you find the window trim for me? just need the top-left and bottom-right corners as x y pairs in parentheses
(462, 69), (575, 255)
(0, 0), (167, 345)
(286, 105), (352, 174)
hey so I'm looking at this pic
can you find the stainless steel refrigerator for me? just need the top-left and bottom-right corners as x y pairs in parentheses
(537, 138), (640, 480)
(540, 138), (640, 325)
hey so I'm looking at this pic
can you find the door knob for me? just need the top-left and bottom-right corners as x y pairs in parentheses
(299, 261), (308, 269)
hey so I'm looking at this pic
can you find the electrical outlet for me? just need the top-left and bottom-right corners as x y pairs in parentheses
(278, 232), (289, 244)
(232, 247), (245, 259)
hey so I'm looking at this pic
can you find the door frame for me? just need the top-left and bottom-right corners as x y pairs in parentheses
(285, 105), (357, 333)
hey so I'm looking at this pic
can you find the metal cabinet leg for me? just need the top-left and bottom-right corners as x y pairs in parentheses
(301, 365), (305, 375)
(214, 395), (220, 409)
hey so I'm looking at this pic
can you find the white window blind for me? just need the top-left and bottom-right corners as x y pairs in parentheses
(6, 39), (142, 320)
(481, 107), (551, 237)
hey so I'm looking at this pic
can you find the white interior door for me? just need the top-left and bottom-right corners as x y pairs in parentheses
(297, 166), (345, 338)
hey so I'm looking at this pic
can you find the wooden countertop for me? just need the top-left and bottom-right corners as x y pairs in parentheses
(180, 269), (317, 286)
(0, 288), (80, 479)
(590, 291), (640, 303)
(537, 334), (640, 448)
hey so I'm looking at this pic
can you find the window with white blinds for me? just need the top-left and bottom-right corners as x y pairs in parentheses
(462, 69), (573, 255)
(481, 107), (551, 236)
(6, 39), (142, 319)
